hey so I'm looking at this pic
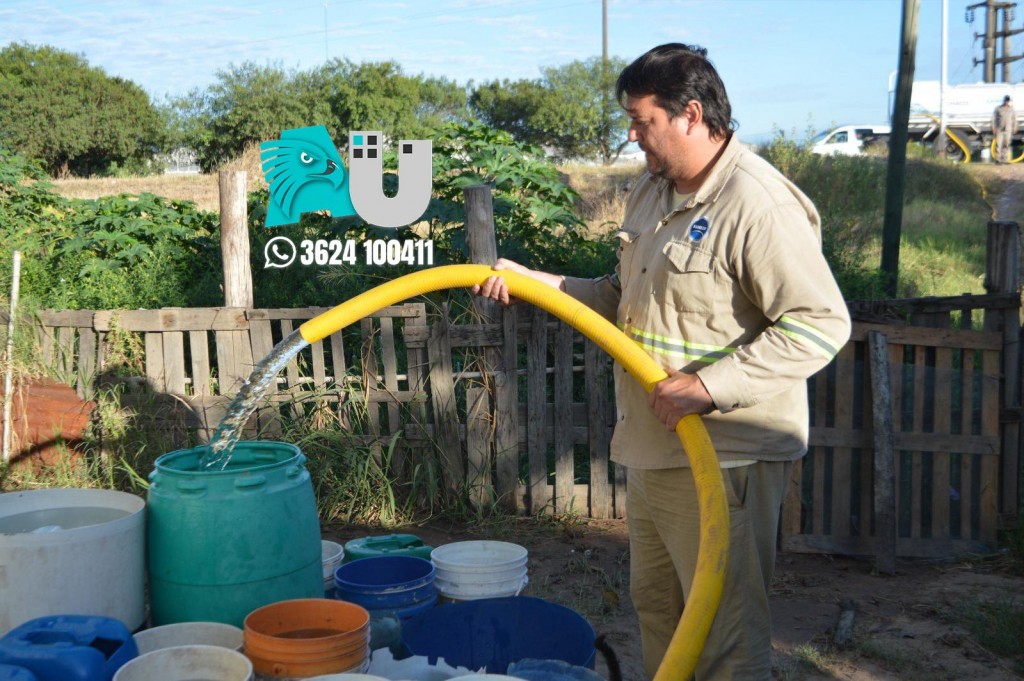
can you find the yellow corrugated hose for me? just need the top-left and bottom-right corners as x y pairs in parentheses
(298, 264), (729, 680)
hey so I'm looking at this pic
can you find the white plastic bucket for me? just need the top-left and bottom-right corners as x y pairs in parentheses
(322, 540), (345, 595)
(0, 488), (146, 635)
(133, 621), (244, 655)
(431, 541), (528, 601)
(113, 644), (253, 681)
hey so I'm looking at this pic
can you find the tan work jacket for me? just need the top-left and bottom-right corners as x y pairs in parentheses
(564, 135), (851, 468)
(993, 103), (1017, 134)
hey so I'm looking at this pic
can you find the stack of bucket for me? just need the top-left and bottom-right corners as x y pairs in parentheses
(333, 556), (438, 621)
(430, 541), (529, 602)
(321, 541), (345, 598)
(243, 599), (371, 679)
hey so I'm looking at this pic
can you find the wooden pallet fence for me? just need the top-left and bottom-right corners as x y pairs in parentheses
(781, 322), (1001, 557)
(401, 304), (622, 519)
(29, 284), (1019, 536)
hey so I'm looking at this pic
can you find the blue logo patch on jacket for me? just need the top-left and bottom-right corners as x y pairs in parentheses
(689, 216), (710, 241)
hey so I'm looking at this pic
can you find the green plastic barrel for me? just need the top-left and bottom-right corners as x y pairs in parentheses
(147, 441), (322, 627)
(342, 534), (433, 563)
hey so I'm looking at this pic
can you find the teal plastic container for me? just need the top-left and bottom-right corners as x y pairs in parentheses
(147, 441), (322, 627)
(343, 534), (433, 563)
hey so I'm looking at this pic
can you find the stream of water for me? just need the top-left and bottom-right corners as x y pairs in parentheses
(201, 329), (310, 469)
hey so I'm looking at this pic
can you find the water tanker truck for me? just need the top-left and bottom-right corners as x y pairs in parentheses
(893, 74), (1024, 162)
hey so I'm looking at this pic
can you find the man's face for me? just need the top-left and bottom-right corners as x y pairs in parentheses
(625, 94), (688, 181)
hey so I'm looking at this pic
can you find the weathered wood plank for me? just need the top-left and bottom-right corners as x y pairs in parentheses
(360, 318), (382, 459)
(380, 317), (402, 438)
(832, 345), (854, 538)
(144, 332), (165, 393)
(37, 310), (93, 327)
(247, 319), (280, 436)
(808, 428), (998, 456)
(311, 339), (327, 388)
(494, 304), (520, 513)
(247, 306), (422, 321)
(526, 306), (549, 514)
(980, 349), (1000, 543)
(189, 331), (211, 397)
(782, 533), (994, 559)
(214, 330), (238, 395)
(585, 338), (611, 519)
(279, 320), (302, 419)
(55, 327), (76, 383)
(868, 330), (896, 574)
(427, 308), (463, 488)
(162, 331), (187, 396)
(553, 321), (574, 515)
(850, 323), (1001, 350)
(932, 348), (953, 540)
(466, 385), (492, 508)
(94, 307), (249, 332)
(77, 328), (97, 399)
(910, 345), (926, 540)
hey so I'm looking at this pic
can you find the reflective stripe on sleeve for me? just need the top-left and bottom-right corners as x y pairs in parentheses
(619, 323), (735, 363)
(777, 315), (842, 360)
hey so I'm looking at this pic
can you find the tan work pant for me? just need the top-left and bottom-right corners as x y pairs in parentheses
(626, 461), (792, 681)
(996, 130), (1014, 162)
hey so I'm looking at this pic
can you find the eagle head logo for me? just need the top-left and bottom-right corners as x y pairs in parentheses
(260, 125), (356, 227)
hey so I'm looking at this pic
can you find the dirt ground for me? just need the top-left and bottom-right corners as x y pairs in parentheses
(324, 516), (1022, 681)
(324, 161), (1024, 681)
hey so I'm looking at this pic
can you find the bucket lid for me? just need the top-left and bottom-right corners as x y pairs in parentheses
(343, 534), (433, 562)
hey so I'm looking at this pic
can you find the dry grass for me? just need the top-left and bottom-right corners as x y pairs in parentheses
(52, 142), (268, 213)
(50, 151), (640, 228)
(560, 162), (643, 237)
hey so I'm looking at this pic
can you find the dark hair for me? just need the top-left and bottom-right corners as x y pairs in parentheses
(1005, 95), (1012, 103)
(616, 43), (735, 139)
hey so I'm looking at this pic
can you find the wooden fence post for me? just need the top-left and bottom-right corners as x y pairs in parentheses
(220, 171), (253, 308)
(868, 330), (897, 574)
(983, 220), (1021, 518)
(464, 185), (519, 511)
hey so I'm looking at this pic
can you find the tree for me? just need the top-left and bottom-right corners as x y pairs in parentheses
(172, 59), (471, 171)
(471, 56), (630, 165)
(309, 59), (470, 144)
(0, 43), (163, 177)
(174, 62), (332, 172)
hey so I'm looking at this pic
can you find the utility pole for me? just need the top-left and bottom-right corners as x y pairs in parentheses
(882, 0), (920, 298)
(969, 0), (1024, 82)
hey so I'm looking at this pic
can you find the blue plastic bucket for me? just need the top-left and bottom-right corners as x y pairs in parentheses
(401, 596), (595, 673)
(334, 556), (437, 620)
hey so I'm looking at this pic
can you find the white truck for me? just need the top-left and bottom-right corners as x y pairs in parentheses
(809, 125), (892, 156)
(893, 75), (1024, 161)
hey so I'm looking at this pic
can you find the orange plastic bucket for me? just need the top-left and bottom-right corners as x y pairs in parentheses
(243, 599), (370, 678)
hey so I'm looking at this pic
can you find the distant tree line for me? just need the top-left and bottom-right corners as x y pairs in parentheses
(0, 42), (631, 178)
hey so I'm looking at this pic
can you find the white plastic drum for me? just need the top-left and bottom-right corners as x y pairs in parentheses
(431, 541), (528, 601)
(0, 488), (145, 635)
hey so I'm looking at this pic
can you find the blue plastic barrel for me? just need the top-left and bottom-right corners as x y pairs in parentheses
(0, 665), (38, 681)
(401, 596), (595, 673)
(0, 615), (137, 681)
(333, 555), (437, 620)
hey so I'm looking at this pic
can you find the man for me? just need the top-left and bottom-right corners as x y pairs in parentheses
(992, 95), (1016, 163)
(473, 43), (850, 680)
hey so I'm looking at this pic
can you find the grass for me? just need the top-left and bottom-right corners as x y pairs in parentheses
(943, 593), (1024, 673)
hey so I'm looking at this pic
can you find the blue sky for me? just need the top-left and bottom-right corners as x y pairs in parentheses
(0, 1), (1012, 143)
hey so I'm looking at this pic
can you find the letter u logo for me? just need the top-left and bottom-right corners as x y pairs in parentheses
(347, 131), (433, 228)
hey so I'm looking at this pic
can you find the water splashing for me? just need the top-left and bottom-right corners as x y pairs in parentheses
(202, 329), (310, 469)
